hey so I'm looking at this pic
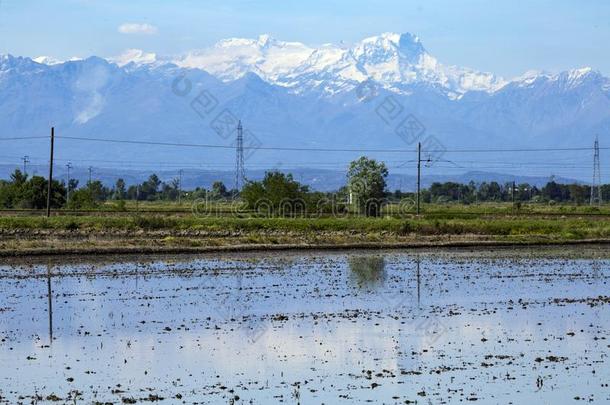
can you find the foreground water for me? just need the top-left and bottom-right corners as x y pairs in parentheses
(0, 247), (608, 404)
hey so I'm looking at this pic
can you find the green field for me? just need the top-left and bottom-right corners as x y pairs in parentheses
(3, 200), (610, 216)
(1, 202), (609, 256)
(1, 214), (609, 238)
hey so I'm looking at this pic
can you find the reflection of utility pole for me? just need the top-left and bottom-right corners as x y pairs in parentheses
(47, 264), (53, 343)
(416, 255), (421, 308)
(21, 155), (30, 175)
(66, 163), (73, 204)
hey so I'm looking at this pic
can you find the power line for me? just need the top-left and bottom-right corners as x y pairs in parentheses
(54, 135), (610, 154)
(4, 153), (609, 169)
(56, 135), (418, 153)
(424, 146), (610, 153)
(0, 136), (48, 141)
(3, 133), (609, 153)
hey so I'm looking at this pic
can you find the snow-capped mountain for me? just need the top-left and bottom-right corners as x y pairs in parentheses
(1, 33), (609, 183)
(122, 32), (507, 97)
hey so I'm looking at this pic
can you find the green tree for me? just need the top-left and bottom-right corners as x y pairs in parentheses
(67, 179), (79, 195)
(86, 180), (108, 202)
(140, 174), (161, 201)
(67, 188), (98, 209)
(211, 181), (228, 199)
(347, 157), (388, 216)
(10, 169), (28, 185)
(114, 178), (127, 200)
(241, 171), (309, 216)
(17, 176), (65, 209)
(542, 181), (568, 202)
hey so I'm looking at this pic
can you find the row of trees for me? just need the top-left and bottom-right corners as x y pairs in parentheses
(1, 160), (608, 212)
(239, 157), (390, 216)
(0, 170), (65, 209)
(421, 181), (610, 204)
(0, 170), (241, 209)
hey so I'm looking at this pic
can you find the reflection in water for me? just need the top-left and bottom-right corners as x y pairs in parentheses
(348, 255), (422, 307)
(0, 251), (608, 404)
(348, 256), (386, 288)
(416, 255), (420, 307)
(46, 264), (53, 343)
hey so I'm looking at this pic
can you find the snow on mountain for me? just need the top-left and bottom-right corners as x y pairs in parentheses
(510, 67), (603, 89)
(31, 56), (83, 65)
(111, 49), (159, 67)
(162, 32), (507, 97)
(0, 32), (609, 182)
(16, 32), (602, 101)
(32, 56), (64, 65)
(176, 34), (314, 82)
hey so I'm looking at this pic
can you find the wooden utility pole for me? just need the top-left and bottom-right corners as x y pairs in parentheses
(46, 127), (55, 217)
(66, 162), (73, 204)
(417, 142), (421, 216)
(178, 169), (183, 205)
(22, 155), (30, 176)
(511, 181), (516, 215)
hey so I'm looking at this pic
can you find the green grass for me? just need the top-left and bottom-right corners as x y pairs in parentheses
(3, 202), (610, 247)
(2, 214), (609, 241)
(4, 201), (610, 218)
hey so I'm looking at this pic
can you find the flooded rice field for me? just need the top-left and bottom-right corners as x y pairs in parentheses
(0, 247), (609, 404)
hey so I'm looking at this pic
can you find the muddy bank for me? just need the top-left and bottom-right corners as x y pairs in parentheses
(2, 237), (610, 258)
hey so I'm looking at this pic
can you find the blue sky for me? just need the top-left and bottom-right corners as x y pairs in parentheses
(1, 0), (610, 77)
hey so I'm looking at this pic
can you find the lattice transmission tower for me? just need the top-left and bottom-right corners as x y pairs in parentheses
(234, 120), (246, 193)
(590, 136), (602, 205)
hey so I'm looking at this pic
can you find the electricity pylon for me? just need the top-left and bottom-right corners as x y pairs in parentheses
(234, 120), (246, 193)
(590, 136), (602, 205)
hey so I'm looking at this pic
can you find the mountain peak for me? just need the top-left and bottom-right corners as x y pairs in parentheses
(33, 56), (63, 65)
(512, 67), (602, 89)
(112, 49), (158, 67)
(256, 34), (275, 47)
(0, 54), (43, 72)
(354, 32), (426, 64)
(373, 32), (423, 49)
(565, 67), (597, 81)
(397, 32), (425, 56)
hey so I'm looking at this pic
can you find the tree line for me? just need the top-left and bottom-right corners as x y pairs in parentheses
(0, 170), (244, 209)
(418, 181), (610, 205)
(0, 160), (608, 212)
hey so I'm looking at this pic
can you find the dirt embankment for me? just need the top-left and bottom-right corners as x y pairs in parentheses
(2, 227), (610, 257)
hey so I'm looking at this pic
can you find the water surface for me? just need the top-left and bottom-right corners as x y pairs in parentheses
(0, 247), (608, 403)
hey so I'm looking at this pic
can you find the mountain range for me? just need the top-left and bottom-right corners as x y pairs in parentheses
(1, 32), (608, 188)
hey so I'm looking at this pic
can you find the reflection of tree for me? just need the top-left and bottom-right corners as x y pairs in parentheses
(591, 260), (602, 279)
(348, 256), (386, 288)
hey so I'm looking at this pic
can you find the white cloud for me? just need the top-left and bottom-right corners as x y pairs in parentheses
(118, 23), (158, 35)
